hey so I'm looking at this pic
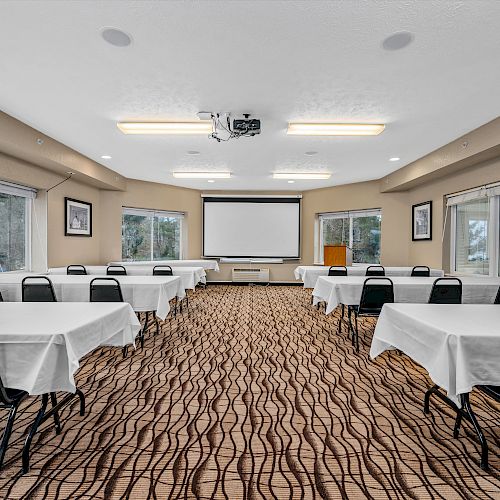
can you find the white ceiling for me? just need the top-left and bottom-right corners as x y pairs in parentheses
(0, 1), (499, 191)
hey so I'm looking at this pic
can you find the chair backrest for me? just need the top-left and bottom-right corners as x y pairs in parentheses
(428, 277), (462, 304)
(22, 276), (57, 302)
(494, 286), (500, 304)
(90, 278), (123, 302)
(153, 265), (173, 276)
(328, 266), (348, 277)
(411, 266), (430, 277)
(106, 265), (127, 276)
(365, 265), (385, 276)
(358, 277), (394, 315)
(67, 264), (87, 275)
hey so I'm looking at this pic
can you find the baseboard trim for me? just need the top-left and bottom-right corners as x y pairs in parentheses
(206, 281), (303, 286)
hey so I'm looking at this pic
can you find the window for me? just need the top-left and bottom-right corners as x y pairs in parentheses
(449, 184), (500, 276)
(122, 207), (184, 261)
(0, 182), (35, 272)
(318, 209), (382, 264)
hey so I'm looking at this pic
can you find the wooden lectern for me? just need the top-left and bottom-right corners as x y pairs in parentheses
(324, 245), (353, 267)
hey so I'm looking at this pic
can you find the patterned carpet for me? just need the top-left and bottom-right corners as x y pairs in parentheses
(0, 286), (498, 499)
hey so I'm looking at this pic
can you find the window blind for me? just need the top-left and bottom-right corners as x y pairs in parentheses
(0, 181), (37, 199)
(122, 207), (184, 218)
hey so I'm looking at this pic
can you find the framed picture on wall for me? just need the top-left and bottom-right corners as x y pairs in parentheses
(412, 201), (432, 241)
(65, 197), (92, 237)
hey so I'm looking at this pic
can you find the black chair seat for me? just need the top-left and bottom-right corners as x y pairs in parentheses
(478, 385), (500, 401)
(4, 387), (28, 402)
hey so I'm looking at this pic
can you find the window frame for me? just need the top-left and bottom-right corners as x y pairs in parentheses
(449, 192), (500, 277)
(0, 181), (34, 273)
(121, 207), (185, 261)
(316, 208), (382, 264)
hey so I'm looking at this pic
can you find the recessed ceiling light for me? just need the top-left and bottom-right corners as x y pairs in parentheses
(273, 173), (331, 180)
(187, 151), (200, 155)
(287, 123), (385, 136)
(101, 155), (112, 159)
(304, 151), (318, 156)
(117, 122), (213, 135)
(382, 31), (414, 51)
(173, 172), (231, 179)
(101, 27), (132, 47)
(389, 157), (400, 162)
(288, 180), (295, 184)
(207, 179), (215, 183)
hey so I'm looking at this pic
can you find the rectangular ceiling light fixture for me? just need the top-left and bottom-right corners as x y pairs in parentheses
(117, 121), (213, 134)
(273, 173), (331, 180)
(287, 123), (385, 136)
(173, 172), (231, 179)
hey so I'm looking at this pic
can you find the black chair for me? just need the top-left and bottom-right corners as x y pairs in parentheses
(328, 267), (348, 333)
(348, 278), (394, 351)
(90, 278), (139, 352)
(153, 265), (173, 276)
(411, 266), (430, 277)
(365, 265), (385, 276)
(67, 264), (87, 275)
(22, 276), (57, 302)
(494, 286), (500, 304)
(428, 277), (462, 304)
(328, 266), (348, 277)
(89, 277), (124, 303)
(0, 291), (3, 301)
(106, 265), (127, 276)
(0, 376), (29, 470)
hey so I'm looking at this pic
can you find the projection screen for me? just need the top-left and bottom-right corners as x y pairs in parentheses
(202, 197), (301, 258)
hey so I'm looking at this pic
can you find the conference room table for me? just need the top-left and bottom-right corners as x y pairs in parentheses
(370, 303), (500, 469)
(295, 265), (444, 288)
(109, 259), (220, 272)
(0, 301), (141, 472)
(312, 275), (500, 315)
(0, 274), (185, 320)
(47, 265), (206, 291)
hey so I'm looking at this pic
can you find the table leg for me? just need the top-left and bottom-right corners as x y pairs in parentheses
(460, 393), (489, 470)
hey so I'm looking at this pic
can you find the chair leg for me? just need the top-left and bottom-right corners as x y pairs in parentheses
(22, 393), (49, 474)
(337, 304), (345, 334)
(155, 315), (159, 336)
(354, 314), (359, 352)
(462, 393), (489, 470)
(76, 389), (86, 416)
(453, 404), (464, 438)
(49, 393), (62, 435)
(424, 384), (440, 414)
(122, 346), (128, 358)
(0, 405), (19, 470)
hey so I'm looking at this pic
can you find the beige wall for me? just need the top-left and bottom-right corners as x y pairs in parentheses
(407, 156), (500, 271)
(2, 136), (500, 280)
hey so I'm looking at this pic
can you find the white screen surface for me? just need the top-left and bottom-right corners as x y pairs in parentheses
(203, 199), (300, 258)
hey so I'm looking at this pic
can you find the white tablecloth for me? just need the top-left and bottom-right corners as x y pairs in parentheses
(109, 259), (220, 272)
(370, 304), (500, 403)
(0, 302), (141, 395)
(0, 275), (185, 320)
(47, 266), (206, 290)
(313, 276), (500, 315)
(295, 265), (444, 288)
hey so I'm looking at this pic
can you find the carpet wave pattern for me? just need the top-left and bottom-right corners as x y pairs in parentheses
(0, 286), (498, 499)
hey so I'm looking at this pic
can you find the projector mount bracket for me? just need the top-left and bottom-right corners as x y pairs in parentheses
(197, 111), (261, 142)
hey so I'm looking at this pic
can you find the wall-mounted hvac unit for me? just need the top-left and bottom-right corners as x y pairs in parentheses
(232, 268), (270, 282)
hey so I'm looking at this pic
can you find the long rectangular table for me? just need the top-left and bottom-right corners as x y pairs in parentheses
(370, 303), (500, 469)
(0, 274), (184, 320)
(47, 265), (206, 290)
(0, 301), (141, 473)
(295, 265), (444, 288)
(313, 276), (500, 315)
(109, 259), (220, 272)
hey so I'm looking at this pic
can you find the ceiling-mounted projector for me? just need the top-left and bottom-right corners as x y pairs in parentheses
(197, 111), (261, 142)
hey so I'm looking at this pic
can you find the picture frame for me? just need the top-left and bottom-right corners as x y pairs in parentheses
(65, 197), (92, 237)
(412, 201), (432, 241)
